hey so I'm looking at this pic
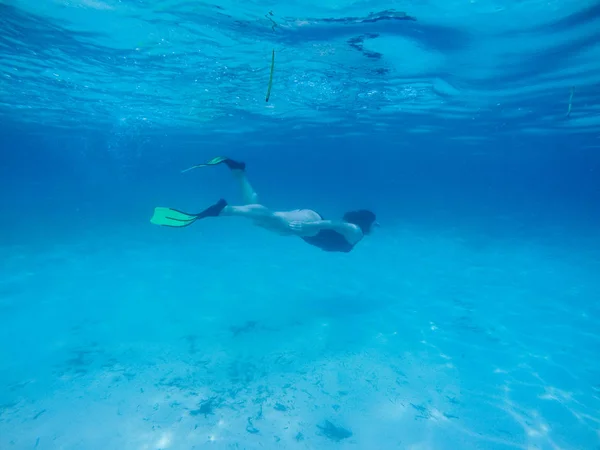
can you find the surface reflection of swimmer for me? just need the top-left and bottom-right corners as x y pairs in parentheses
(151, 157), (378, 253)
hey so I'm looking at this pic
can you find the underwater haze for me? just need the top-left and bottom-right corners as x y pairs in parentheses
(1, 0), (600, 449)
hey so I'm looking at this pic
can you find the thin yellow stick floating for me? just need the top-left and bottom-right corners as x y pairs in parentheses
(265, 49), (275, 102)
(566, 86), (574, 118)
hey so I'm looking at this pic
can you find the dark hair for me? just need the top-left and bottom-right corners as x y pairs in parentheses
(343, 209), (377, 234)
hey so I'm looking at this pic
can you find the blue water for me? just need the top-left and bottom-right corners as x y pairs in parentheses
(1, 1), (600, 449)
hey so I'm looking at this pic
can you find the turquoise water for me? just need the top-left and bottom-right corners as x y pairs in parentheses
(1, 1), (600, 449)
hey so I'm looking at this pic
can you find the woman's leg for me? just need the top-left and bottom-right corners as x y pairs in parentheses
(231, 169), (259, 205)
(221, 203), (270, 218)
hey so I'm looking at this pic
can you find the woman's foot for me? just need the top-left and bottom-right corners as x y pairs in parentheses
(222, 158), (246, 171)
(196, 199), (228, 219)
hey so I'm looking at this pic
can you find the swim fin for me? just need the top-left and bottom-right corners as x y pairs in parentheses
(150, 207), (199, 227)
(181, 156), (245, 173)
(150, 199), (228, 227)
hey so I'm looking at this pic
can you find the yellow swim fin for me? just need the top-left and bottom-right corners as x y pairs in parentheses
(181, 156), (229, 173)
(150, 207), (199, 227)
(150, 199), (228, 228)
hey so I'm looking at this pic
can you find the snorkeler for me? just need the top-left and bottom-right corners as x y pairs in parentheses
(150, 157), (378, 253)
